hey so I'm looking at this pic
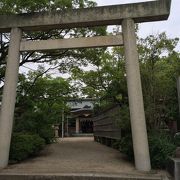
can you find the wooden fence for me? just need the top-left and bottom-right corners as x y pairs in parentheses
(93, 105), (121, 140)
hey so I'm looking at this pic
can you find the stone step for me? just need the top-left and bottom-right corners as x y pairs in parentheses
(0, 173), (163, 180)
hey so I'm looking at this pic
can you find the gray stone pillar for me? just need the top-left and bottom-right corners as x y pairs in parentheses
(0, 28), (22, 168)
(76, 118), (80, 134)
(54, 124), (59, 138)
(177, 77), (180, 131)
(122, 18), (151, 171)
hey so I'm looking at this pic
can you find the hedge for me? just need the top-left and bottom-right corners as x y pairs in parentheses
(119, 131), (176, 169)
(10, 133), (45, 162)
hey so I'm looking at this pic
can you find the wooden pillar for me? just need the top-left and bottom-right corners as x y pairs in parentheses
(76, 118), (80, 134)
(66, 116), (69, 136)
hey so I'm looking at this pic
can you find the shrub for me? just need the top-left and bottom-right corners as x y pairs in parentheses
(14, 111), (55, 145)
(10, 133), (45, 161)
(38, 126), (54, 144)
(112, 139), (121, 150)
(148, 131), (176, 168)
(119, 131), (176, 169)
(174, 132), (180, 147)
(119, 134), (134, 160)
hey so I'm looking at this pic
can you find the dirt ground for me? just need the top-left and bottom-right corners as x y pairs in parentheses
(0, 137), (170, 179)
(0, 137), (135, 174)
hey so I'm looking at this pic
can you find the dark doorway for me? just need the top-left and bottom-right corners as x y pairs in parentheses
(81, 120), (93, 133)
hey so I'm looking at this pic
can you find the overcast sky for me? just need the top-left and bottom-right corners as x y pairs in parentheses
(95, 0), (180, 50)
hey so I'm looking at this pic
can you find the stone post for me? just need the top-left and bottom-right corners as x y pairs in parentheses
(76, 118), (80, 134)
(122, 18), (151, 171)
(177, 77), (180, 131)
(54, 124), (59, 138)
(0, 28), (22, 169)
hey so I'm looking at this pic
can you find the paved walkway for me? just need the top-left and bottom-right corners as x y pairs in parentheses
(0, 137), (169, 179)
(0, 137), (135, 174)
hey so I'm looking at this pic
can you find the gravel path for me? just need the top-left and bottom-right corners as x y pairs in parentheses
(0, 137), (137, 175)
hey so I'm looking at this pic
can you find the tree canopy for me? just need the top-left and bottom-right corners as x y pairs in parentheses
(0, 0), (107, 86)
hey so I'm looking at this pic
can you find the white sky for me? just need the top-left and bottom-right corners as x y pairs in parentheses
(95, 0), (180, 50)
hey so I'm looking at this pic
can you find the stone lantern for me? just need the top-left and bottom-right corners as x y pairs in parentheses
(53, 124), (60, 138)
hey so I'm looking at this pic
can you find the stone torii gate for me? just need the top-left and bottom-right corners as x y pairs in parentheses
(0, 0), (171, 171)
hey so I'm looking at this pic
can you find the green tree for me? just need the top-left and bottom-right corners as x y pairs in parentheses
(0, 0), (107, 88)
(138, 32), (180, 129)
(70, 47), (128, 105)
(14, 66), (72, 143)
(71, 32), (180, 130)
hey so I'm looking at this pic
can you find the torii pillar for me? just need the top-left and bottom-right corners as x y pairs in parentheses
(122, 18), (151, 171)
(0, 28), (22, 168)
